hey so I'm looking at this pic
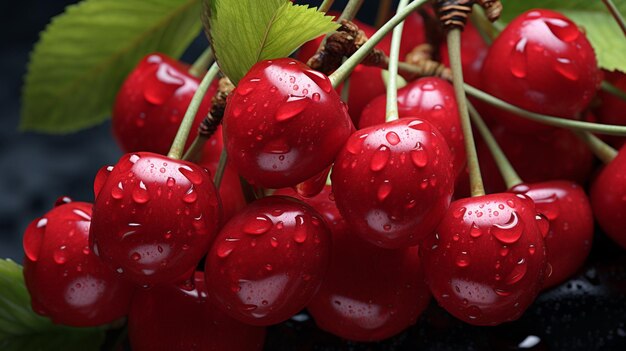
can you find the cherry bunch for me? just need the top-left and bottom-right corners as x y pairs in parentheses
(20, 2), (626, 349)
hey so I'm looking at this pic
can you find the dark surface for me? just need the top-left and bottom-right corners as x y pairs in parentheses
(1, 1), (626, 350)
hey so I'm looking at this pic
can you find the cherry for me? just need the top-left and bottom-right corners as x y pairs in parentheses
(278, 186), (431, 341)
(205, 196), (331, 326)
(420, 193), (547, 325)
(112, 53), (219, 155)
(475, 124), (594, 193)
(23, 200), (134, 327)
(510, 181), (593, 288)
(129, 272), (266, 351)
(90, 152), (221, 286)
(331, 118), (454, 248)
(359, 77), (466, 177)
(595, 70), (626, 148)
(591, 145), (626, 249)
(479, 9), (600, 132)
(440, 22), (489, 88)
(198, 157), (246, 223)
(222, 58), (353, 188)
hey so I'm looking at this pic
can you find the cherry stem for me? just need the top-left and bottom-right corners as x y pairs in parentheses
(601, 80), (626, 103)
(469, 8), (495, 45)
(341, 75), (351, 103)
(602, 0), (626, 37)
(329, 0), (430, 88)
(338, 0), (364, 22)
(188, 47), (214, 77)
(572, 130), (618, 164)
(213, 148), (228, 188)
(183, 134), (205, 162)
(447, 28), (485, 197)
(468, 102), (523, 189)
(385, 0), (409, 123)
(167, 62), (220, 159)
(318, 0), (335, 13)
(375, 0), (392, 27)
(464, 83), (626, 136)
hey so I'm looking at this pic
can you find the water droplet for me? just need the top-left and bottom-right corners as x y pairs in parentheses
(410, 143), (428, 168)
(312, 93), (321, 102)
(535, 214), (550, 238)
(495, 288), (511, 297)
(510, 37), (528, 78)
(217, 243), (234, 258)
(377, 181), (393, 202)
(491, 211), (523, 244)
(270, 236), (279, 247)
(243, 215), (273, 235)
(132, 181), (150, 204)
(143, 66), (184, 104)
(385, 131), (400, 145)
(506, 200), (516, 208)
(346, 134), (367, 155)
(500, 246), (510, 257)
(304, 69), (332, 92)
(131, 252), (141, 261)
(264, 264), (273, 271)
(528, 244), (536, 255)
(554, 57), (579, 81)
(470, 222), (482, 238)
(112, 182), (124, 199)
(505, 258), (528, 285)
(53, 246), (67, 264)
(456, 252), (470, 267)
(454, 207), (466, 219)
(294, 215), (307, 243)
(545, 18), (579, 42)
(36, 218), (48, 228)
(275, 95), (310, 122)
(183, 186), (197, 203)
(237, 81), (257, 96)
(466, 305), (482, 320)
(179, 166), (203, 185)
(370, 145), (390, 171)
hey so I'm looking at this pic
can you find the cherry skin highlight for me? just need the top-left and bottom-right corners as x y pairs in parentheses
(591, 146), (626, 249)
(420, 193), (547, 326)
(129, 272), (266, 351)
(359, 77), (466, 177)
(480, 9), (600, 132)
(205, 196), (331, 326)
(222, 58), (353, 188)
(90, 152), (221, 286)
(332, 118), (454, 248)
(23, 201), (134, 327)
(279, 186), (431, 341)
(112, 53), (218, 154)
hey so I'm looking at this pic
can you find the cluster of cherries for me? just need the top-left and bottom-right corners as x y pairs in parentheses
(21, 7), (626, 350)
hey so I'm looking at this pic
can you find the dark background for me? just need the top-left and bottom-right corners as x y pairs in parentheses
(1, 1), (626, 350)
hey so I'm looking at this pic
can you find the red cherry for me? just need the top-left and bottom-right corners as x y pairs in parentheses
(476, 124), (594, 193)
(595, 70), (626, 148)
(23, 201), (134, 327)
(480, 10), (600, 132)
(591, 146), (626, 249)
(90, 152), (221, 286)
(331, 118), (454, 248)
(420, 193), (547, 325)
(510, 181), (593, 288)
(112, 53), (219, 155)
(222, 58), (353, 188)
(205, 196), (331, 326)
(129, 272), (266, 351)
(440, 22), (489, 87)
(280, 186), (431, 341)
(359, 77), (466, 177)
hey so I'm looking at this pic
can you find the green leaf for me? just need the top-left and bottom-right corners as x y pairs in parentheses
(21, 0), (203, 133)
(203, 0), (339, 84)
(496, 0), (626, 72)
(0, 259), (105, 351)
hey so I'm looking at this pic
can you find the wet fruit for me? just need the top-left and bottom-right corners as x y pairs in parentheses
(591, 146), (626, 249)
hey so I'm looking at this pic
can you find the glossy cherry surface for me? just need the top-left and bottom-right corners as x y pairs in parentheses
(591, 146), (626, 249)
(510, 181), (593, 288)
(129, 272), (266, 351)
(222, 58), (353, 188)
(90, 152), (221, 286)
(112, 53), (219, 154)
(199, 159), (246, 223)
(420, 193), (547, 326)
(476, 125), (594, 193)
(359, 77), (466, 177)
(282, 186), (431, 341)
(205, 196), (331, 326)
(332, 118), (454, 248)
(23, 201), (134, 327)
(480, 9), (600, 132)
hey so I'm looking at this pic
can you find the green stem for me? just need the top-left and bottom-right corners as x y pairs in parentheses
(572, 130), (618, 164)
(167, 62), (220, 159)
(213, 148), (228, 189)
(470, 7), (496, 45)
(318, 0), (335, 13)
(464, 83), (626, 136)
(341, 76), (351, 103)
(385, 0), (409, 122)
(338, 0), (364, 22)
(601, 80), (626, 103)
(329, 0), (430, 88)
(188, 47), (214, 77)
(182, 134), (207, 162)
(468, 102), (522, 189)
(602, 0), (626, 37)
(448, 28), (485, 197)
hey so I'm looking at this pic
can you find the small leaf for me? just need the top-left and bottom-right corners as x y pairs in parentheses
(0, 259), (105, 351)
(203, 0), (339, 84)
(21, 0), (203, 133)
(496, 0), (626, 72)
